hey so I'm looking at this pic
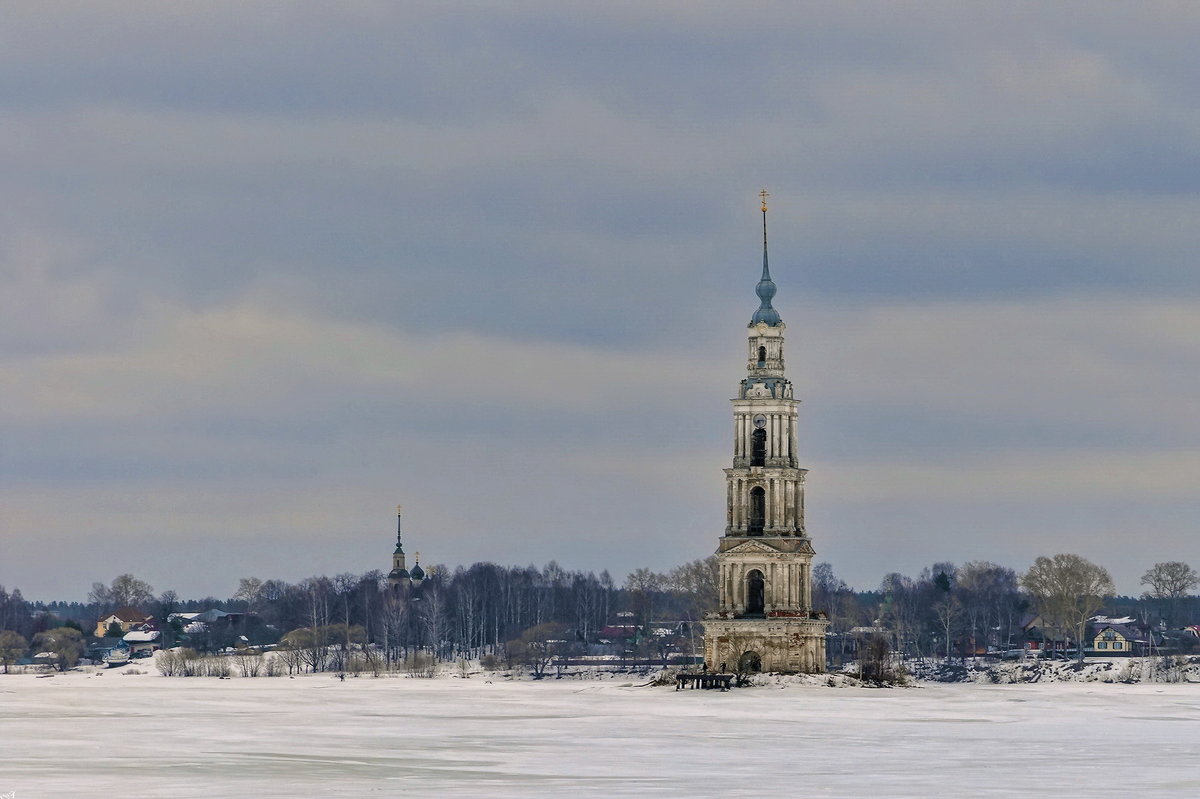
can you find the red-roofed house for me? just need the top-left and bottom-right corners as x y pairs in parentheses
(94, 607), (150, 638)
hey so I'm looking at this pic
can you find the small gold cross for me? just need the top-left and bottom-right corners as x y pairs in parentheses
(759, 189), (769, 212)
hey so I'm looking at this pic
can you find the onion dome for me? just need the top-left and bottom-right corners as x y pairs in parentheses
(750, 190), (782, 326)
(409, 556), (425, 582)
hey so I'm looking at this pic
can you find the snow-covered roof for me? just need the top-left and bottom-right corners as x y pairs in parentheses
(1092, 615), (1137, 625)
(104, 607), (149, 623)
(123, 630), (161, 643)
(196, 609), (232, 623)
(1094, 623), (1149, 644)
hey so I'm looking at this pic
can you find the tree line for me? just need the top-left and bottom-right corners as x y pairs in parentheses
(1, 555), (1196, 673)
(817, 557), (1200, 665)
(0, 557), (717, 672)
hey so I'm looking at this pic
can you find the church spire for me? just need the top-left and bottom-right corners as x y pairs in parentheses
(387, 504), (411, 588)
(750, 189), (781, 326)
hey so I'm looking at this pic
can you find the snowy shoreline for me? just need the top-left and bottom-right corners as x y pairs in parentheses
(4, 665), (1200, 797)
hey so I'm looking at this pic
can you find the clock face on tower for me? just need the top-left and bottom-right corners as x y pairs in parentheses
(753, 414), (767, 429)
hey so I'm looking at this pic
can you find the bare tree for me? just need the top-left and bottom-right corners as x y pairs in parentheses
(418, 580), (448, 661)
(666, 557), (719, 617)
(333, 573), (358, 656)
(957, 561), (1020, 654)
(0, 630), (28, 673)
(381, 591), (410, 664)
(509, 622), (569, 679)
(572, 573), (602, 646)
(234, 578), (264, 614)
(300, 576), (332, 636)
(1021, 554), (1115, 663)
(879, 573), (919, 659)
(932, 595), (963, 662)
(0, 587), (31, 637)
(858, 632), (902, 683)
(111, 574), (155, 608)
(1140, 562), (1199, 628)
(89, 574), (155, 615)
(813, 562), (862, 667)
(32, 627), (85, 671)
(624, 568), (663, 631)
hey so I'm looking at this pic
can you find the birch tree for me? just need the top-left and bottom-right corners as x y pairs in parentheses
(1021, 554), (1114, 663)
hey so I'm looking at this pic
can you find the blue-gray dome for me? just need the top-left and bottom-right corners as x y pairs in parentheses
(409, 561), (425, 581)
(750, 251), (781, 326)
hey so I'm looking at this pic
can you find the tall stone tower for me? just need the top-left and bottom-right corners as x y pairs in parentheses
(703, 192), (829, 674)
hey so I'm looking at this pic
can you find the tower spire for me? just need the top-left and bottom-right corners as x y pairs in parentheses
(751, 189), (781, 326)
(387, 503), (411, 588)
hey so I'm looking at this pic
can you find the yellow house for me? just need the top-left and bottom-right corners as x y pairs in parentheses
(1091, 622), (1150, 655)
(1092, 626), (1128, 652)
(94, 607), (150, 638)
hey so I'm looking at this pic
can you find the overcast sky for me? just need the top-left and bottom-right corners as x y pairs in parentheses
(4, 2), (1199, 601)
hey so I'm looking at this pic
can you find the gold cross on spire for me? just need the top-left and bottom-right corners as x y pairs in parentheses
(759, 189), (769, 213)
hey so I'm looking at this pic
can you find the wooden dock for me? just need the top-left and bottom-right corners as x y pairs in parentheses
(675, 672), (734, 691)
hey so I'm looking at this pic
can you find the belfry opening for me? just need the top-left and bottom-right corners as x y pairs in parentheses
(746, 570), (765, 615)
(750, 428), (766, 467)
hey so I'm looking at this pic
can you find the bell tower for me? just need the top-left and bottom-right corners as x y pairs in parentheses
(704, 191), (829, 674)
(387, 505), (411, 590)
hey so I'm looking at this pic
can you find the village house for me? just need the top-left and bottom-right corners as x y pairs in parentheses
(1018, 613), (1070, 655)
(1089, 617), (1160, 656)
(94, 607), (151, 638)
(122, 629), (162, 656)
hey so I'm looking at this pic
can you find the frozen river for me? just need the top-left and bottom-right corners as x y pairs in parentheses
(2, 669), (1199, 797)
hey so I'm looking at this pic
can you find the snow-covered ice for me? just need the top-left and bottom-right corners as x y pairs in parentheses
(3, 668), (1200, 797)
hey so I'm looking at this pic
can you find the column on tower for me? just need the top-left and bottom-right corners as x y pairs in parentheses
(767, 561), (775, 610)
(773, 414), (782, 464)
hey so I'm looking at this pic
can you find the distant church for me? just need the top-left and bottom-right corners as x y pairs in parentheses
(387, 505), (425, 591)
(703, 192), (829, 674)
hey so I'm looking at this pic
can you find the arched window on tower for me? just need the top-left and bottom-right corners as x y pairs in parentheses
(748, 486), (765, 534)
(751, 428), (766, 467)
(746, 570), (765, 615)
(757, 345), (767, 366)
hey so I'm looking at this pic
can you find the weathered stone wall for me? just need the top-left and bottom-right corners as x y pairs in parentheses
(704, 617), (828, 674)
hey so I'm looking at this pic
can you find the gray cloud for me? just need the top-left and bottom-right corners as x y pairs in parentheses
(3, 3), (1199, 598)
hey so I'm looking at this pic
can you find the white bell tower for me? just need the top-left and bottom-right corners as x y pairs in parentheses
(704, 191), (829, 674)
